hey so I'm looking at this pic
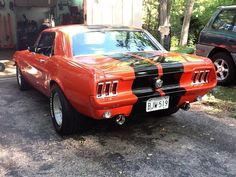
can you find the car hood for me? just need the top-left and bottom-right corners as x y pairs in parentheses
(73, 51), (212, 78)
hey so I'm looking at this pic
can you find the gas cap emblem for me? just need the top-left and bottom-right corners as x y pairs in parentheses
(155, 78), (163, 88)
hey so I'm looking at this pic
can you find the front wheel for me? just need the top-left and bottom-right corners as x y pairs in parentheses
(16, 66), (29, 90)
(50, 84), (87, 135)
(211, 52), (236, 85)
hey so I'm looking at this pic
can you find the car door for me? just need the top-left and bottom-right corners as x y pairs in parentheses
(30, 32), (55, 94)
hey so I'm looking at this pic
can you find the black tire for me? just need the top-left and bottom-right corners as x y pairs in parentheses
(0, 63), (5, 72)
(50, 84), (87, 135)
(16, 65), (29, 90)
(150, 107), (179, 117)
(211, 52), (236, 86)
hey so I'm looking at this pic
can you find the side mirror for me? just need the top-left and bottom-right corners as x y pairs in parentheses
(28, 46), (36, 53)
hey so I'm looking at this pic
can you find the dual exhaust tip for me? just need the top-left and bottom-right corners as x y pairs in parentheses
(115, 115), (126, 125)
(104, 101), (191, 126)
(103, 111), (126, 125)
(180, 102), (191, 111)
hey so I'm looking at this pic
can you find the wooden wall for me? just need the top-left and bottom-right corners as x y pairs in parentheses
(85, 0), (143, 27)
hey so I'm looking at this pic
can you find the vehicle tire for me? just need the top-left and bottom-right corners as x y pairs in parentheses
(211, 52), (236, 86)
(150, 107), (179, 117)
(50, 84), (87, 135)
(0, 63), (5, 72)
(16, 65), (29, 90)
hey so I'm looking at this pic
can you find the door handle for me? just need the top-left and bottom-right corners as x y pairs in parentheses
(39, 59), (45, 63)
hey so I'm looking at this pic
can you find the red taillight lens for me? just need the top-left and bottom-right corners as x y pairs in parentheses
(97, 81), (118, 98)
(112, 81), (118, 95)
(193, 72), (198, 83)
(105, 82), (111, 96)
(97, 83), (103, 98)
(192, 70), (210, 85)
(204, 70), (209, 82)
(198, 71), (204, 83)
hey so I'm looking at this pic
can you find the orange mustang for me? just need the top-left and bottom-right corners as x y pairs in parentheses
(14, 25), (217, 135)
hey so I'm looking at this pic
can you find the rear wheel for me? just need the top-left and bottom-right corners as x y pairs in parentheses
(211, 52), (236, 85)
(16, 66), (29, 90)
(50, 84), (87, 135)
(0, 63), (5, 72)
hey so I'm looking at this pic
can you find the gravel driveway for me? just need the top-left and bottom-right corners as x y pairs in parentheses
(0, 77), (236, 177)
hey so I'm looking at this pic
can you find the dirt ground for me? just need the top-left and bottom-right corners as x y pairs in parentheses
(0, 77), (236, 177)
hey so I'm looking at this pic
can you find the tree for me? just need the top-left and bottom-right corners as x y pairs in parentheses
(179, 0), (195, 46)
(158, 0), (171, 49)
(143, 0), (159, 38)
(143, 0), (235, 47)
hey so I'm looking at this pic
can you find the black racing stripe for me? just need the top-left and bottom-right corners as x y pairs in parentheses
(130, 52), (187, 92)
(131, 53), (159, 113)
(106, 53), (159, 96)
(161, 63), (184, 87)
(107, 52), (187, 114)
(106, 53), (160, 113)
(132, 52), (187, 112)
(160, 62), (187, 108)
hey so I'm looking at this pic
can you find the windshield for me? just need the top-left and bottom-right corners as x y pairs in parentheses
(72, 30), (160, 56)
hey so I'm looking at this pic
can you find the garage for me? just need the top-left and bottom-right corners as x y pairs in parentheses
(0, 0), (142, 50)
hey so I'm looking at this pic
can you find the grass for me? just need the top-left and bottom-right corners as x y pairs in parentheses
(171, 46), (195, 54)
(202, 86), (236, 119)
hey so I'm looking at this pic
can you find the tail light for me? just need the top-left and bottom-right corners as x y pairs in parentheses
(112, 81), (118, 94)
(97, 81), (118, 98)
(192, 70), (210, 85)
(97, 83), (103, 97)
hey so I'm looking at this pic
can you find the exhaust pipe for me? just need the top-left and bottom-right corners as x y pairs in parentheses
(181, 102), (190, 111)
(115, 115), (126, 125)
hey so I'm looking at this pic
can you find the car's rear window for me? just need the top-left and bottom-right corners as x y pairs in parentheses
(72, 30), (159, 56)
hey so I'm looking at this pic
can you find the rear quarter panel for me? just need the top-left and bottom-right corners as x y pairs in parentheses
(178, 54), (217, 105)
(48, 56), (98, 117)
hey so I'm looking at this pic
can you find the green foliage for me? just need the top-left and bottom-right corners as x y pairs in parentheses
(171, 46), (195, 54)
(143, 0), (236, 47)
(171, 36), (179, 47)
(142, 0), (159, 39)
(204, 86), (236, 119)
(171, 0), (236, 46)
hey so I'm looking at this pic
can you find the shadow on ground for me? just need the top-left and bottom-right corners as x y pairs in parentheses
(0, 78), (236, 177)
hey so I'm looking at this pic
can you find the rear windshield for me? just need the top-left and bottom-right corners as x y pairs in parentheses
(72, 30), (159, 56)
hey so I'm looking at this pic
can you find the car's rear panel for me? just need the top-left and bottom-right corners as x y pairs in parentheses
(75, 51), (217, 119)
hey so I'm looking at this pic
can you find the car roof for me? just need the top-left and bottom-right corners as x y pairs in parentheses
(44, 25), (143, 34)
(218, 5), (236, 10)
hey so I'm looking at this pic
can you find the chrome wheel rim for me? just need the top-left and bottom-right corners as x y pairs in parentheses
(214, 59), (229, 81)
(53, 93), (63, 127)
(17, 67), (22, 86)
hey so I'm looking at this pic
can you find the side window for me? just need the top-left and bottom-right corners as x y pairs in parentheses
(36, 32), (55, 56)
(212, 10), (236, 32)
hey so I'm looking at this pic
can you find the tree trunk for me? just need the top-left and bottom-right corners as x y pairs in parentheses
(158, 0), (171, 48)
(179, 0), (195, 46)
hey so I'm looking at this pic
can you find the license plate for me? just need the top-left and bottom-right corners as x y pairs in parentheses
(146, 96), (169, 112)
